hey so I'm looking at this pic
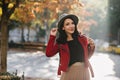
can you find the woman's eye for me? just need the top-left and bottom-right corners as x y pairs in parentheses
(66, 23), (69, 26)
(72, 22), (74, 24)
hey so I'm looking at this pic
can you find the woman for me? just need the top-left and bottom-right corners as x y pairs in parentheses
(46, 13), (95, 80)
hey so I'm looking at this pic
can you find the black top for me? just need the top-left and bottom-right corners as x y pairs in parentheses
(67, 38), (84, 67)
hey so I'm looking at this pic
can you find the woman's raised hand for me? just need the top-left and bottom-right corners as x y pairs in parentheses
(50, 28), (58, 36)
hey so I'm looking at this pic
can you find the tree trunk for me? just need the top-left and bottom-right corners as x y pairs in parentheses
(0, 31), (1, 70)
(0, 20), (8, 72)
(0, 0), (19, 72)
(27, 26), (30, 42)
(21, 25), (25, 42)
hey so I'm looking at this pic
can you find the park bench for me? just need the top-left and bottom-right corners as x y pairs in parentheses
(8, 42), (47, 51)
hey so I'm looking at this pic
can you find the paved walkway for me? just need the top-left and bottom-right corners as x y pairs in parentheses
(7, 49), (59, 80)
(7, 49), (120, 80)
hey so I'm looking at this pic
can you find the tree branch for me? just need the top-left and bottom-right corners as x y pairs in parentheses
(7, 0), (20, 19)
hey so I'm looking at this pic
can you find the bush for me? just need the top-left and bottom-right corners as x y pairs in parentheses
(0, 72), (21, 80)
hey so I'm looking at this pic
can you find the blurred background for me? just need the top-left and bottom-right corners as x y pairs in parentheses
(0, 0), (120, 80)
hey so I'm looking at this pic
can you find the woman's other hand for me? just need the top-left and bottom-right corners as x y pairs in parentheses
(88, 38), (95, 58)
(88, 38), (95, 49)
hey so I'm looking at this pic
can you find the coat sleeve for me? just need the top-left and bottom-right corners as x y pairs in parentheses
(87, 37), (95, 59)
(46, 35), (59, 57)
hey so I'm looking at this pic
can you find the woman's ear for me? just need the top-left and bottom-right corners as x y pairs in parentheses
(62, 27), (64, 30)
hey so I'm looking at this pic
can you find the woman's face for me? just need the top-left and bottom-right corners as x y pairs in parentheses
(62, 18), (75, 35)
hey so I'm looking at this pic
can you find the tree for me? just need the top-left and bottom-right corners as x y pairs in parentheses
(13, 3), (35, 42)
(108, 0), (120, 42)
(78, 0), (109, 40)
(0, 0), (82, 72)
(31, 0), (83, 43)
(0, 0), (19, 72)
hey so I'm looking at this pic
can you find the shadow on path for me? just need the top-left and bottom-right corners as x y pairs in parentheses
(108, 53), (120, 78)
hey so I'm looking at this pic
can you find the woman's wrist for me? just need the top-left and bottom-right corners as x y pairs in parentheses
(50, 34), (56, 38)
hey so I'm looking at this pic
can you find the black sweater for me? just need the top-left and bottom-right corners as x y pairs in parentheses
(67, 38), (84, 67)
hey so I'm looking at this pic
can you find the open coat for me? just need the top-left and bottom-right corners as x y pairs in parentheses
(46, 35), (95, 77)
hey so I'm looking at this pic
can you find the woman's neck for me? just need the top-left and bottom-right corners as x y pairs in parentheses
(67, 34), (73, 41)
